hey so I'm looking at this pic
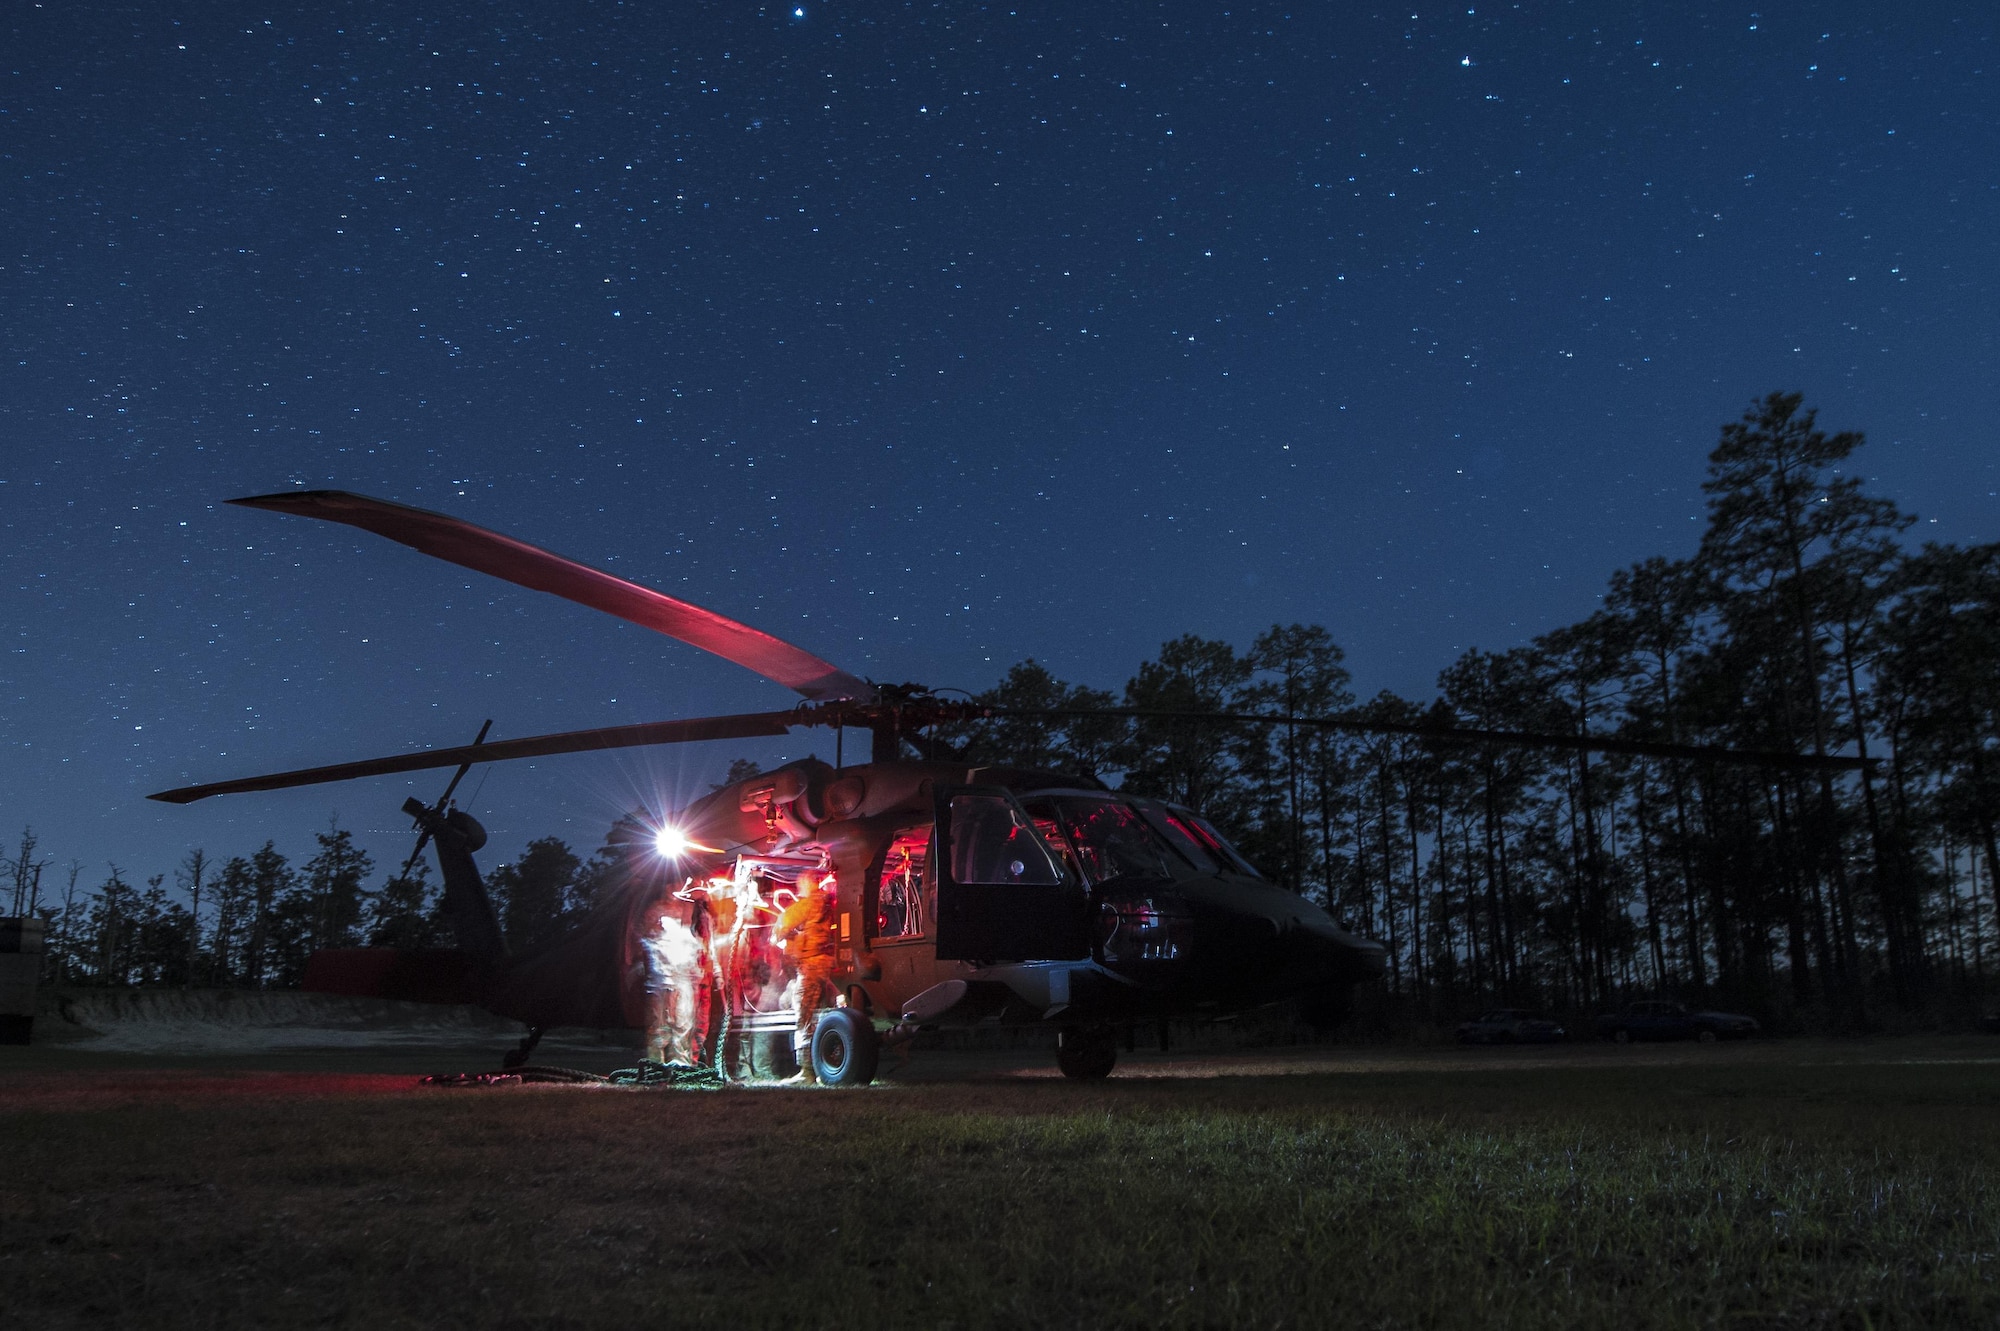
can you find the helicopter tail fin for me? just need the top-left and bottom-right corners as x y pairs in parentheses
(298, 802), (509, 1007)
(402, 799), (510, 965)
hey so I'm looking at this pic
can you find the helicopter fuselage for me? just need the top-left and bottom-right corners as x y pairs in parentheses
(608, 757), (1387, 1047)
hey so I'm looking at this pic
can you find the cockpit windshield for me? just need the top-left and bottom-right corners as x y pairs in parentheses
(1172, 807), (1264, 879)
(1135, 804), (1222, 873)
(1032, 796), (1196, 887)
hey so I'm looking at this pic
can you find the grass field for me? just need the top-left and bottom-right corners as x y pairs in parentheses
(4, 1039), (1998, 1328)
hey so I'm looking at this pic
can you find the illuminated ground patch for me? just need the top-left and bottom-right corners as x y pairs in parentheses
(4, 1038), (1998, 1328)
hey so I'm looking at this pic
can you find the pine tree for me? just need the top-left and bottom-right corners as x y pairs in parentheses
(1243, 624), (1355, 895)
(490, 837), (582, 952)
(176, 849), (208, 987)
(1883, 543), (2000, 923)
(1699, 391), (1912, 1010)
(956, 659), (1121, 779)
(368, 860), (441, 948)
(243, 842), (295, 989)
(302, 821), (374, 953)
(1118, 635), (1253, 815)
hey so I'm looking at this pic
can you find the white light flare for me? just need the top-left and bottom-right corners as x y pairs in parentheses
(654, 825), (718, 860)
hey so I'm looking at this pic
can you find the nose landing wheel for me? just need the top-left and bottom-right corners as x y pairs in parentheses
(810, 1008), (881, 1087)
(1056, 1026), (1118, 1080)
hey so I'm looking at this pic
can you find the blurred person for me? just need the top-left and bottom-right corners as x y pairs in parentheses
(775, 871), (839, 1083)
(640, 890), (714, 1066)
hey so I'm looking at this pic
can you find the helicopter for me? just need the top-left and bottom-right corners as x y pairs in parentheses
(152, 491), (1865, 1084)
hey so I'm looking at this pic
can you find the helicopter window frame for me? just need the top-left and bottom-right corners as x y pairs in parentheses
(869, 824), (934, 944)
(942, 792), (1066, 888)
(1020, 802), (1086, 884)
(931, 784), (1090, 963)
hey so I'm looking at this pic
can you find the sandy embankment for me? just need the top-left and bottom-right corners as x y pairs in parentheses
(33, 987), (638, 1055)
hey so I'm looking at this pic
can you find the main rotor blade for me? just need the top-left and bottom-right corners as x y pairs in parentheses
(995, 708), (1871, 772)
(148, 711), (800, 805)
(231, 490), (875, 703)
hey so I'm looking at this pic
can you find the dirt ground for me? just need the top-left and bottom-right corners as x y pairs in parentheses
(6, 1017), (1997, 1087)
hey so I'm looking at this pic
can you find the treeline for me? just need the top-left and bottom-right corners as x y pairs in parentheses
(6, 820), (626, 990)
(13, 393), (1995, 1026)
(949, 393), (2000, 1024)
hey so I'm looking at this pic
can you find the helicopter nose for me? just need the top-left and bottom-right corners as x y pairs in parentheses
(1187, 893), (1384, 996)
(1265, 915), (1383, 985)
(1290, 917), (1387, 981)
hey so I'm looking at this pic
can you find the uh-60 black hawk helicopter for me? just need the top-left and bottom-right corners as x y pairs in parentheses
(153, 491), (1864, 1085)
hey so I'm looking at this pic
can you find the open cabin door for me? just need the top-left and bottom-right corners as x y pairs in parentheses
(932, 785), (1090, 962)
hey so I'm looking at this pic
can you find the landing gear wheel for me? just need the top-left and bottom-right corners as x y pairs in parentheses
(1613, 1028), (1632, 1044)
(1056, 1029), (1118, 1080)
(810, 1008), (880, 1087)
(1297, 984), (1352, 1032)
(1697, 1028), (1719, 1044)
(501, 1025), (545, 1069)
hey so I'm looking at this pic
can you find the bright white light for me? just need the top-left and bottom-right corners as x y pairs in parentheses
(655, 826), (692, 859)
(793, 6), (805, 16)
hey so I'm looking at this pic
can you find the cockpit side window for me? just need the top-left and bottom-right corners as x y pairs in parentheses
(945, 794), (1063, 886)
(874, 826), (932, 940)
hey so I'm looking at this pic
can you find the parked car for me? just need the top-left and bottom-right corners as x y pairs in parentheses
(1595, 1000), (1758, 1043)
(1455, 1008), (1567, 1045)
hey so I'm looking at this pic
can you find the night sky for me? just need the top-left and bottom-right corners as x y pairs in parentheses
(3, 3), (1995, 886)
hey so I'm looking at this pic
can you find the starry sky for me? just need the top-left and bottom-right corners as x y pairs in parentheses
(3, 2), (1995, 887)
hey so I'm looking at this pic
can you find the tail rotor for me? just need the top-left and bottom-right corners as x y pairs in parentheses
(397, 718), (492, 881)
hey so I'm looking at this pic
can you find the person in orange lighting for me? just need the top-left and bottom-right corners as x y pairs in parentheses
(774, 870), (839, 1083)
